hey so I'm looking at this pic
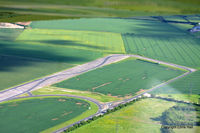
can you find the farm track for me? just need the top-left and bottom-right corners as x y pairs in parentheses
(0, 54), (196, 133)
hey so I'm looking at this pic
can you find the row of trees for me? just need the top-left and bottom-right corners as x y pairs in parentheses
(0, 12), (19, 19)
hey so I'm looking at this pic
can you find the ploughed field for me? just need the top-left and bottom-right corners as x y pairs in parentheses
(0, 97), (90, 133)
(54, 58), (184, 97)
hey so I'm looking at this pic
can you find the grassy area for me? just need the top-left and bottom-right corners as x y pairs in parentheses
(32, 86), (121, 103)
(0, 40), (102, 64)
(0, 28), (23, 41)
(159, 94), (200, 104)
(0, 27), (103, 90)
(0, 54), (74, 90)
(170, 23), (194, 32)
(71, 98), (176, 133)
(54, 57), (184, 97)
(17, 29), (125, 53)
(0, 0), (200, 23)
(150, 71), (200, 103)
(30, 18), (159, 33)
(0, 12), (70, 22)
(0, 97), (91, 133)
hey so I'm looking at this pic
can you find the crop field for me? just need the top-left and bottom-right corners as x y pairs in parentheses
(17, 29), (125, 53)
(0, 97), (90, 133)
(170, 23), (193, 31)
(150, 71), (200, 103)
(30, 18), (157, 33)
(54, 58), (184, 97)
(30, 17), (189, 34)
(71, 98), (177, 133)
(187, 15), (200, 23)
(122, 30), (200, 68)
(30, 17), (200, 68)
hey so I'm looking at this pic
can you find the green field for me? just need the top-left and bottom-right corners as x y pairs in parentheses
(0, 55), (74, 90)
(54, 58), (184, 97)
(0, 28), (23, 41)
(17, 29), (125, 53)
(123, 34), (200, 68)
(0, 27), (104, 90)
(31, 18), (178, 34)
(0, 0), (200, 22)
(0, 97), (90, 133)
(150, 71), (200, 103)
(71, 98), (200, 133)
(71, 98), (176, 133)
(30, 18), (148, 33)
(30, 17), (200, 68)
(121, 20), (200, 68)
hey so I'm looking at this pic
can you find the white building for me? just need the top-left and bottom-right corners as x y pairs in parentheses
(143, 93), (151, 97)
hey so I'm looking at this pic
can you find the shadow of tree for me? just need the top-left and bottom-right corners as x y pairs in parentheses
(19, 39), (107, 50)
(0, 40), (102, 71)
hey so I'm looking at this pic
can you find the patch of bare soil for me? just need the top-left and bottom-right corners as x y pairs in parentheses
(92, 82), (112, 90)
(16, 21), (31, 26)
(119, 78), (130, 82)
(124, 94), (132, 99)
(62, 111), (72, 117)
(58, 99), (66, 102)
(107, 94), (112, 96)
(76, 102), (82, 105)
(136, 89), (145, 94)
(52, 118), (58, 121)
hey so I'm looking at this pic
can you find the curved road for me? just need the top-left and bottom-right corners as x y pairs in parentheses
(11, 94), (103, 133)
